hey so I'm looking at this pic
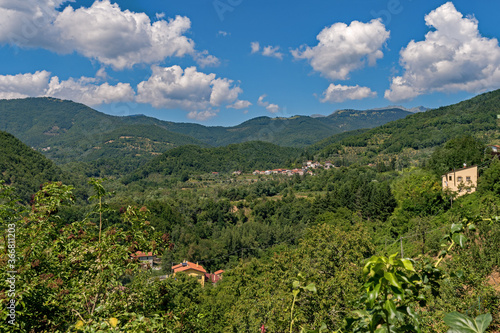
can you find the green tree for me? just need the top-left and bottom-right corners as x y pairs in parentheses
(390, 169), (447, 236)
(478, 157), (500, 195)
(0, 182), (168, 332)
(427, 136), (484, 176)
(209, 223), (374, 332)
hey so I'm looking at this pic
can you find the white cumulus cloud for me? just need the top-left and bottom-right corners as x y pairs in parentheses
(0, 71), (51, 99)
(250, 41), (260, 54)
(291, 19), (389, 80)
(385, 2), (500, 102)
(187, 110), (218, 121)
(46, 76), (135, 106)
(321, 84), (376, 103)
(136, 65), (243, 113)
(194, 50), (220, 68)
(0, 0), (217, 69)
(257, 94), (280, 113)
(262, 45), (283, 60)
(250, 42), (283, 59)
(227, 99), (252, 109)
(0, 70), (134, 106)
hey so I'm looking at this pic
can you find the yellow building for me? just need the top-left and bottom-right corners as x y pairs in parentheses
(171, 261), (207, 287)
(442, 165), (478, 197)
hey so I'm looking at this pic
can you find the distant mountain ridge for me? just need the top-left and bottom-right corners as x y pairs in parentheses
(311, 89), (500, 163)
(0, 98), (414, 163)
(115, 107), (413, 147)
(0, 98), (205, 165)
(366, 105), (429, 113)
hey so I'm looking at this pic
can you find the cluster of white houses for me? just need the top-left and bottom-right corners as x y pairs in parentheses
(252, 161), (334, 176)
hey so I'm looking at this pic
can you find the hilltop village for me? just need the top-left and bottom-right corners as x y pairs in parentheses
(247, 160), (334, 176)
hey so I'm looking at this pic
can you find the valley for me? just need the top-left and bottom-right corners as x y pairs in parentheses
(1, 91), (500, 332)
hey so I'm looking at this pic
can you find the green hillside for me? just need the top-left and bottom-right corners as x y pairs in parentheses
(314, 89), (500, 163)
(119, 109), (412, 147)
(153, 109), (412, 147)
(307, 128), (371, 153)
(323, 107), (413, 129)
(0, 98), (205, 166)
(0, 131), (73, 202)
(124, 141), (301, 183)
(0, 98), (412, 157)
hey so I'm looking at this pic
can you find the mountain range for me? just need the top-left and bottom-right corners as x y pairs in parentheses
(2, 89), (500, 188)
(0, 97), (414, 165)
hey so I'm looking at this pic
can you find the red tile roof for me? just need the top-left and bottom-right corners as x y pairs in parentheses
(172, 261), (207, 274)
(214, 269), (224, 275)
(131, 251), (154, 259)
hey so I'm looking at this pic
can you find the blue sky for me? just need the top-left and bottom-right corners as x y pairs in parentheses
(1, 0), (500, 126)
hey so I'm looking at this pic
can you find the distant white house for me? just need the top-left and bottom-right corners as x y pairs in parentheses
(442, 165), (478, 197)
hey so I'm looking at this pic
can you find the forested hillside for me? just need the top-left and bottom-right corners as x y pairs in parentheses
(153, 108), (411, 147)
(0, 131), (76, 202)
(0, 98), (412, 156)
(124, 141), (301, 183)
(0, 98), (204, 166)
(315, 89), (500, 165)
(2, 154), (499, 331)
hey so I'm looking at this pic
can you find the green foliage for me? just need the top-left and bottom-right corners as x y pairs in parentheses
(124, 141), (301, 183)
(346, 254), (423, 332)
(0, 130), (75, 202)
(0, 166), (499, 332)
(347, 213), (497, 333)
(290, 274), (318, 333)
(208, 224), (374, 332)
(444, 312), (492, 333)
(478, 157), (500, 195)
(0, 181), (168, 332)
(427, 136), (485, 176)
(390, 169), (447, 236)
(315, 89), (500, 160)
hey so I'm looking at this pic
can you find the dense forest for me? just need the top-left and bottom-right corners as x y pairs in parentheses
(0, 131), (83, 203)
(1, 90), (500, 332)
(123, 141), (301, 184)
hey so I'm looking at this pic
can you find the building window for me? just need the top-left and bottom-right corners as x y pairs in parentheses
(457, 176), (463, 182)
(449, 176), (452, 181)
(466, 188), (471, 193)
(466, 176), (471, 182)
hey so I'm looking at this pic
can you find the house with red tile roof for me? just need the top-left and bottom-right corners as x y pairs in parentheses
(172, 261), (207, 287)
(205, 269), (224, 284)
(131, 251), (158, 268)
